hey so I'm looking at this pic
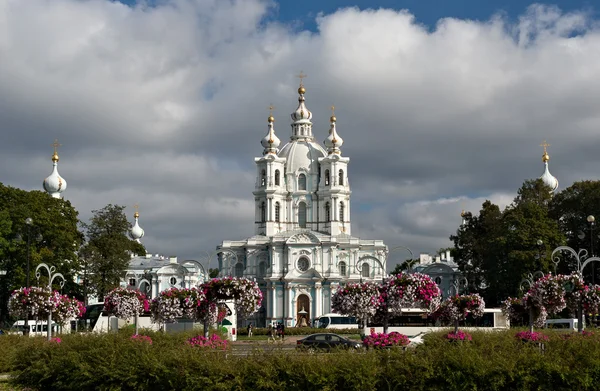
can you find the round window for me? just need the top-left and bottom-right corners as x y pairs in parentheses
(170, 277), (177, 285)
(297, 258), (310, 272)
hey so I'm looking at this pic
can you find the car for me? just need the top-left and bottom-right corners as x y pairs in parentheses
(296, 333), (362, 352)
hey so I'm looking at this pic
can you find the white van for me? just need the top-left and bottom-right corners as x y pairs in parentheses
(544, 318), (582, 331)
(10, 320), (59, 336)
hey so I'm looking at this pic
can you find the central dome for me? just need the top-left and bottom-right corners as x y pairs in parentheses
(278, 140), (326, 174)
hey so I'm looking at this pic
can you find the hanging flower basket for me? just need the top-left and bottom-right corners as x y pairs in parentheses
(150, 287), (206, 323)
(104, 287), (149, 320)
(434, 293), (485, 324)
(8, 287), (56, 319)
(331, 282), (380, 322)
(385, 273), (442, 313)
(201, 277), (263, 319)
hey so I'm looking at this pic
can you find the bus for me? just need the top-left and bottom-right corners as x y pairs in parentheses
(316, 314), (359, 329)
(364, 308), (509, 337)
(10, 320), (59, 336)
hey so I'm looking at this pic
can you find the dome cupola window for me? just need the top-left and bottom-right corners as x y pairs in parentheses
(298, 202), (307, 228)
(298, 174), (307, 191)
(324, 169), (330, 186)
(275, 170), (280, 186)
(338, 169), (344, 186)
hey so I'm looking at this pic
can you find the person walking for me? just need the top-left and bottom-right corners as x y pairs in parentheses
(267, 325), (275, 343)
(247, 323), (253, 337)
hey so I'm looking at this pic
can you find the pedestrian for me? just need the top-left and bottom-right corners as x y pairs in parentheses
(247, 323), (253, 337)
(267, 325), (275, 343)
(280, 322), (285, 341)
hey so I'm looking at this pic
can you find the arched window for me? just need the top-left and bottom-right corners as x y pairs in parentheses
(339, 169), (344, 186)
(339, 202), (345, 222)
(325, 202), (330, 222)
(258, 261), (266, 277)
(361, 263), (370, 278)
(261, 169), (266, 187)
(324, 169), (330, 186)
(275, 170), (280, 186)
(169, 277), (177, 285)
(298, 174), (306, 190)
(275, 202), (280, 222)
(235, 262), (244, 277)
(298, 202), (307, 228)
(260, 202), (266, 222)
(339, 261), (347, 276)
(128, 278), (136, 287)
(435, 277), (442, 285)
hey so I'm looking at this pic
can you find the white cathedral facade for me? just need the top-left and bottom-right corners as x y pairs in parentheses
(217, 82), (388, 328)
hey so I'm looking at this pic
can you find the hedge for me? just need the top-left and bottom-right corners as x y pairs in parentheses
(3, 329), (600, 390)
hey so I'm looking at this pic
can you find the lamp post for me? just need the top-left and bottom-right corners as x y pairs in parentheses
(20, 218), (42, 335)
(588, 215), (596, 285)
(552, 246), (600, 332)
(447, 277), (468, 333)
(519, 271), (545, 333)
(35, 263), (65, 341)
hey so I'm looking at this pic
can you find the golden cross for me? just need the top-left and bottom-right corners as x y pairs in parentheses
(540, 140), (550, 154)
(269, 105), (274, 115)
(296, 71), (307, 86)
(331, 105), (335, 116)
(134, 203), (139, 213)
(51, 139), (61, 154)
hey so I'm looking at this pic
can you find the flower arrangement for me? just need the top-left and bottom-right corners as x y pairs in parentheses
(8, 287), (56, 318)
(446, 330), (472, 342)
(385, 273), (442, 313)
(527, 274), (567, 315)
(501, 297), (527, 322)
(332, 282), (380, 322)
(362, 332), (410, 348)
(515, 331), (549, 342)
(434, 293), (485, 324)
(556, 273), (585, 315)
(53, 295), (85, 325)
(201, 277), (263, 319)
(187, 334), (228, 350)
(130, 334), (153, 345)
(150, 287), (206, 323)
(8, 287), (83, 324)
(581, 285), (600, 315)
(49, 337), (62, 344)
(104, 287), (148, 319)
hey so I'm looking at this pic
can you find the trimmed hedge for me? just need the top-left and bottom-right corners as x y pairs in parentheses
(4, 329), (600, 390)
(249, 327), (358, 336)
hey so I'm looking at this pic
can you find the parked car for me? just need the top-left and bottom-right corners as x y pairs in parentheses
(296, 333), (362, 352)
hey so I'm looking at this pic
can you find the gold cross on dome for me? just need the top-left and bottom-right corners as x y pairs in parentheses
(540, 140), (550, 154)
(296, 71), (307, 86)
(269, 105), (274, 115)
(331, 105), (335, 116)
(134, 203), (139, 213)
(51, 139), (61, 154)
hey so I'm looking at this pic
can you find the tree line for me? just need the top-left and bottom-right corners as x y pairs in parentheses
(451, 179), (600, 307)
(0, 183), (144, 326)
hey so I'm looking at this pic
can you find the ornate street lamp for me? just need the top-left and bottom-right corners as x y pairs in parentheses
(18, 218), (42, 335)
(520, 271), (545, 333)
(35, 263), (65, 341)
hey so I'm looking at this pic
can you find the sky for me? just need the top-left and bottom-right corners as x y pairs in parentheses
(1, 0), (600, 270)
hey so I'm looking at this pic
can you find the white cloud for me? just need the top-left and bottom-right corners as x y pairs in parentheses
(1, 1), (599, 270)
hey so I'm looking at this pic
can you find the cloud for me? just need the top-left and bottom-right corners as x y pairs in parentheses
(1, 1), (599, 270)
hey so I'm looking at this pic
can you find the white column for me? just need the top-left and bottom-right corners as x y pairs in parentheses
(315, 283), (322, 318)
(271, 284), (277, 322)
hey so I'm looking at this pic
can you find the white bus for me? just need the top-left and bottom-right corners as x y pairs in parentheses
(316, 313), (359, 329)
(364, 308), (509, 337)
(10, 320), (59, 336)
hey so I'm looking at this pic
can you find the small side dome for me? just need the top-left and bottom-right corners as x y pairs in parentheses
(261, 109), (280, 154)
(539, 141), (558, 193)
(324, 106), (343, 154)
(130, 206), (145, 242)
(43, 140), (67, 199)
(291, 86), (312, 122)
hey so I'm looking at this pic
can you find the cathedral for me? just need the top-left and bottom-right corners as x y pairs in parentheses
(217, 80), (388, 328)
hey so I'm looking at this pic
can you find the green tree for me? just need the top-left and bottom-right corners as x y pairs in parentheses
(450, 180), (564, 306)
(549, 180), (600, 279)
(390, 259), (419, 275)
(0, 183), (83, 325)
(80, 204), (145, 303)
(208, 268), (220, 278)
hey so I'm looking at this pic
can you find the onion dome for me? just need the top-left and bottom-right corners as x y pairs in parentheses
(130, 205), (145, 243)
(324, 105), (343, 154)
(43, 139), (67, 199)
(539, 141), (558, 193)
(291, 72), (312, 124)
(261, 107), (280, 155)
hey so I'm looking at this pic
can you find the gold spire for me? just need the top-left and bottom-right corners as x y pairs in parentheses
(540, 140), (550, 163)
(330, 105), (336, 122)
(133, 203), (140, 219)
(296, 71), (307, 94)
(51, 139), (61, 162)
(461, 209), (466, 217)
(268, 104), (275, 123)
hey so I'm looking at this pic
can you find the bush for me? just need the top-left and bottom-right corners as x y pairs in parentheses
(6, 329), (600, 390)
(250, 327), (358, 336)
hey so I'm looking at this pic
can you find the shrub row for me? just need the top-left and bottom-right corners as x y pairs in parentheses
(4, 329), (600, 390)
(248, 327), (358, 336)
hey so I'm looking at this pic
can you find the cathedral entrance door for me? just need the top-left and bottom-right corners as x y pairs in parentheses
(296, 294), (310, 327)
